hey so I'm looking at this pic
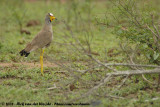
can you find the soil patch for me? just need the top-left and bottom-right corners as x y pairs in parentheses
(0, 62), (58, 68)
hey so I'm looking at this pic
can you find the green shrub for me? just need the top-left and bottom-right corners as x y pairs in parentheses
(110, 0), (160, 64)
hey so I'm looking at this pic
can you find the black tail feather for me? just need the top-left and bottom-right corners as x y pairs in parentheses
(19, 49), (30, 57)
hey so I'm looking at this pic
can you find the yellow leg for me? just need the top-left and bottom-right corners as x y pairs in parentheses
(40, 49), (44, 76)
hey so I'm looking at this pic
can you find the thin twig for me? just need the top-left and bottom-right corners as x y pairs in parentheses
(142, 74), (156, 85)
(87, 54), (118, 72)
(117, 75), (129, 89)
(48, 84), (57, 90)
(151, 15), (160, 39)
(69, 74), (112, 102)
(146, 24), (159, 38)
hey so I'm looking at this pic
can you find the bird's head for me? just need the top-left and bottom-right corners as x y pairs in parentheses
(46, 13), (57, 23)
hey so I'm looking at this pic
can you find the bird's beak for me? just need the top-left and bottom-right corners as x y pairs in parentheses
(50, 16), (56, 22)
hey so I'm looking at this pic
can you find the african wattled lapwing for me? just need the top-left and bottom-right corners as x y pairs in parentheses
(20, 13), (56, 75)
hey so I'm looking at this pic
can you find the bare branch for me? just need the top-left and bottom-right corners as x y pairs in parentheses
(146, 24), (159, 38)
(142, 74), (156, 85)
(104, 63), (160, 68)
(87, 54), (118, 72)
(151, 15), (160, 38)
(48, 84), (57, 90)
(106, 68), (160, 76)
(117, 75), (129, 89)
(70, 74), (112, 102)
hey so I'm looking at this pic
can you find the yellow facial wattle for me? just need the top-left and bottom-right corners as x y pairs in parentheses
(49, 16), (56, 22)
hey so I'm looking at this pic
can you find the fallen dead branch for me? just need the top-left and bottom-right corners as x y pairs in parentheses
(104, 63), (160, 68)
(106, 68), (160, 76)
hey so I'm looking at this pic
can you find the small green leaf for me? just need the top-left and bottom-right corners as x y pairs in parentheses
(153, 51), (159, 60)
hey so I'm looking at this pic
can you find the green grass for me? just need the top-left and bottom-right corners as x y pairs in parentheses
(0, 0), (160, 106)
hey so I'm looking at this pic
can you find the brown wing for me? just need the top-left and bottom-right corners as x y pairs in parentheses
(24, 30), (53, 52)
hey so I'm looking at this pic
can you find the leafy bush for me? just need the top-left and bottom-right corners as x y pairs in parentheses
(110, 0), (160, 64)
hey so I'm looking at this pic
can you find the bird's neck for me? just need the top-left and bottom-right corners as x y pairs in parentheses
(43, 21), (52, 32)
